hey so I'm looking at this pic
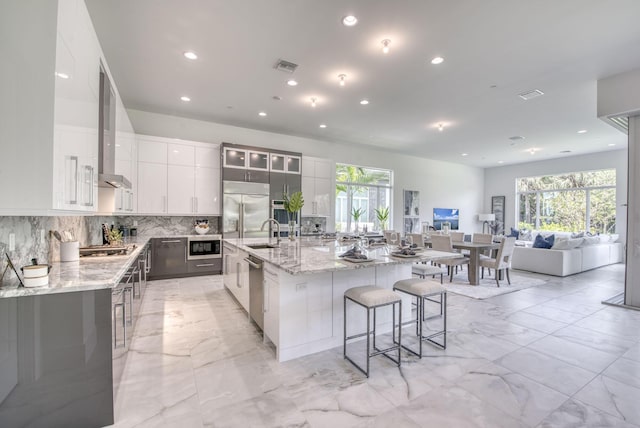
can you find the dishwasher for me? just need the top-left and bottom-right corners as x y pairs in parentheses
(246, 255), (264, 330)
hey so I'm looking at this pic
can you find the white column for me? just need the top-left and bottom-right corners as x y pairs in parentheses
(625, 115), (640, 307)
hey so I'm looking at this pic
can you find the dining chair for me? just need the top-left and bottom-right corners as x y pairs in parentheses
(479, 237), (516, 287)
(408, 233), (425, 248)
(384, 230), (399, 246)
(448, 231), (466, 270)
(472, 233), (494, 274)
(430, 234), (469, 282)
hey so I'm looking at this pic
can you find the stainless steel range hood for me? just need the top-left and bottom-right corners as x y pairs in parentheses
(98, 65), (131, 189)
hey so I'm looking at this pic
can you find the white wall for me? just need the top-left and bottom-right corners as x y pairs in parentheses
(128, 109), (485, 233)
(484, 149), (627, 241)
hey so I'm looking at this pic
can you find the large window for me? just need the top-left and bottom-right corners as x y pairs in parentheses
(336, 164), (392, 233)
(516, 169), (616, 233)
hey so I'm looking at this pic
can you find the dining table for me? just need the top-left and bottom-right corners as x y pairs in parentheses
(451, 241), (501, 285)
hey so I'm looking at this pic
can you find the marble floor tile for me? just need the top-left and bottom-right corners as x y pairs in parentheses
(602, 357), (640, 389)
(399, 385), (528, 428)
(108, 266), (637, 428)
(522, 303), (589, 324)
(551, 324), (637, 356)
(573, 375), (640, 426)
(200, 388), (308, 428)
(496, 348), (598, 396)
(526, 335), (620, 373)
(623, 343), (640, 362)
(536, 398), (637, 428)
(455, 361), (568, 427)
(504, 310), (569, 334)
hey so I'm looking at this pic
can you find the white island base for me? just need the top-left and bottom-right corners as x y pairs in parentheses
(263, 263), (412, 362)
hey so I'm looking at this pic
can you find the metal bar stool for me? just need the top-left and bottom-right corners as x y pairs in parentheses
(393, 278), (447, 358)
(343, 285), (402, 377)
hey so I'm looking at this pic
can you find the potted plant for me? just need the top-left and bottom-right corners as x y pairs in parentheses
(283, 191), (305, 240)
(351, 207), (366, 234)
(375, 207), (389, 231)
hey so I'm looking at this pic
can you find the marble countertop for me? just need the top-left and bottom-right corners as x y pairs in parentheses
(0, 237), (151, 299)
(223, 237), (462, 276)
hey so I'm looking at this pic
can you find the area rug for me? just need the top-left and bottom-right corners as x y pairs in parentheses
(439, 269), (549, 300)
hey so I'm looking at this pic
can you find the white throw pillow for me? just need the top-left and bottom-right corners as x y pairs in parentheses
(551, 237), (583, 250)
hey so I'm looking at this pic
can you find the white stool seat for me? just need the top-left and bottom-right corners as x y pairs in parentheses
(393, 278), (445, 296)
(412, 264), (444, 277)
(344, 285), (401, 307)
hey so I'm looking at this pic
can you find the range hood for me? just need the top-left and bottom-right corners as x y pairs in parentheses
(98, 66), (131, 189)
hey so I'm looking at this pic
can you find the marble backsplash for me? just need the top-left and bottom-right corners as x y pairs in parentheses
(0, 215), (221, 282)
(300, 216), (327, 234)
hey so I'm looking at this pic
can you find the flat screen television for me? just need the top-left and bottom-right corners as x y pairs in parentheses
(433, 208), (459, 230)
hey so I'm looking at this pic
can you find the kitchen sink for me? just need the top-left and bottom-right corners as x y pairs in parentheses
(246, 243), (279, 249)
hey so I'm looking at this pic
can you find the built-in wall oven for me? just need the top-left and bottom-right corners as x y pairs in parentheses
(187, 235), (222, 260)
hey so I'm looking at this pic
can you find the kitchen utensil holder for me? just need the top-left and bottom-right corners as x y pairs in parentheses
(60, 241), (80, 262)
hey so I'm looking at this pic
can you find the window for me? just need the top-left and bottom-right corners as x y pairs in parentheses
(516, 169), (616, 233)
(336, 164), (392, 233)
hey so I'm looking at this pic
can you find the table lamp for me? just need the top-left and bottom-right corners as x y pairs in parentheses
(478, 213), (496, 234)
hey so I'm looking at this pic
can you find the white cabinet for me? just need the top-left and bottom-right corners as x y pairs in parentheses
(137, 135), (221, 215)
(263, 265), (280, 345)
(114, 131), (136, 213)
(138, 162), (167, 213)
(301, 157), (334, 217)
(224, 246), (249, 313)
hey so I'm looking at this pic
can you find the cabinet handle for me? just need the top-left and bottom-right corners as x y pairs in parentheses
(247, 170), (251, 181)
(263, 280), (269, 313)
(66, 155), (78, 205)
(196, 263), (214, 267)
(236, 262), (240, 287)
(160, 240), (181, 243)
(162, 195), (167, 213)
(195, 197), (198, 213)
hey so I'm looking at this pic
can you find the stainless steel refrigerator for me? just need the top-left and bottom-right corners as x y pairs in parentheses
(223, 181), (270, 238)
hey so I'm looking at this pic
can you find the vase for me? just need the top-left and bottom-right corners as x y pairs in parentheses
(288, 220), (296, 241)
(353, 221), (359, 235)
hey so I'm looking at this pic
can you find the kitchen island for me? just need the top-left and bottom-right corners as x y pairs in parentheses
(0, 238), (150, 428)
(223, 237), (460, 362)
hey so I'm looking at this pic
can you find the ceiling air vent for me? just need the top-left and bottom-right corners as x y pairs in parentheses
(274, 59), (298, 73)
(609, 116), (629, 132)
(518, 89), (545, 100)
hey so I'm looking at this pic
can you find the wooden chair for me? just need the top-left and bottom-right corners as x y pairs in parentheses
(479, 237), (516, 287)
(430, 234), (469, 282)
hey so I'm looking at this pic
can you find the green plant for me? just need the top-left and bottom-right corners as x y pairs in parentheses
(351, 207), (366, 222)
(283, 191), (305, 221)
(374, 207), (389, 230)
(107, 229), (123, 244)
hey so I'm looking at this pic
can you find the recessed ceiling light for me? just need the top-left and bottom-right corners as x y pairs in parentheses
(437, 123), (444, 132)
(338, 74), (346, 86)
(272, 96), (282, 101)
(360, 99), (369, 105)
(180, 96), (191, 102)
(527, 148), (538, 155)
(342, 15), (358, 26)
(55, 72), (70, 79)
(608, 143), (616, 147)
(461, 153), (468, 157)
(431, 57), (444, 65)
(497, 160), (504, 164)
(319, 124), (327, 128)
(560, 150), (572, 153)
(287, 79), (298, 86)
(310, 97), (317, 107)
(258, 112), (267, 117)
(381, 39), (391, 54)
(183, 51), (198, 60)
(509, 136), (525, 140)
(577, 129), (587, 134)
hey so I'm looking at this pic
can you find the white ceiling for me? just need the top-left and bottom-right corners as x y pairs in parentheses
(85, 0), (640, 168)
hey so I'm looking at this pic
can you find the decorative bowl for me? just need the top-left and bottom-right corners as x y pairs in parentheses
(195, 225), (210, 235)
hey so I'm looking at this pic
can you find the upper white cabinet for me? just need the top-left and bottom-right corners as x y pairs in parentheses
(301, 157), (334, 217)
(137, 135), (221, 215)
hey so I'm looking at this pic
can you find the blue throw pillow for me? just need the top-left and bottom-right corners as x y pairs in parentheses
(509, 227), (519, 238)
(533, 234), (555, 249)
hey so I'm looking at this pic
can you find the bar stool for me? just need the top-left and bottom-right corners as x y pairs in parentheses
(412, 263), (444, 284)
(393, 278), (447, 357)
(343, 285), (402, 377)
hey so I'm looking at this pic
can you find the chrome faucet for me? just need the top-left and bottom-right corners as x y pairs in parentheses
(261, 218), (281, 246)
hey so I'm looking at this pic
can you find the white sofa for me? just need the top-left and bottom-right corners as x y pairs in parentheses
(511, 232), (624, 277)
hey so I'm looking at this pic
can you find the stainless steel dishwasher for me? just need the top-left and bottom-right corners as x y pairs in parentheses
(246, 255), (264, 330)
